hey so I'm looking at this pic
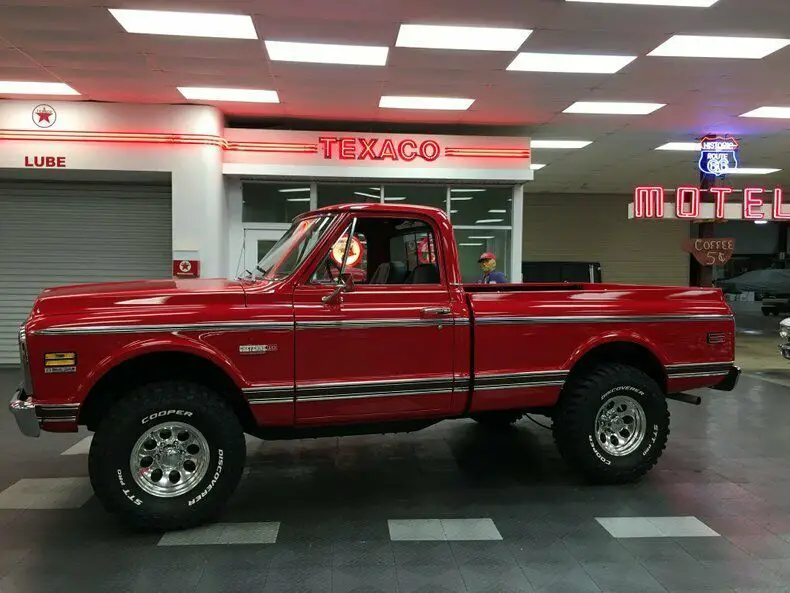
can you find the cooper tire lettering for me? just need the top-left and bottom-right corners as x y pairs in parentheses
(188, 449), (224, 507)
(142, 409), (193, 425)
(588, 435), (612, 466)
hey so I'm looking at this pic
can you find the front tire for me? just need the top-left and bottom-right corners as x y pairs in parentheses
(89, 381), (246, 531)
(553, 364), (669, 484)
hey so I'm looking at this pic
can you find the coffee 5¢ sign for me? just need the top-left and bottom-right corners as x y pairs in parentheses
(682, 238), (735, 267)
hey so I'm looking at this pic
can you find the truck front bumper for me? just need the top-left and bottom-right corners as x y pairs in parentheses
(9, 386), (40, 438)
(711, 365), (741, 392)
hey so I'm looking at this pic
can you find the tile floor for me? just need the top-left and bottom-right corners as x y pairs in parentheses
(2, 368), (790, 592)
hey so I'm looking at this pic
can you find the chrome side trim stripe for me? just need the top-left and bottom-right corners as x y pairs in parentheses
(247, 397), (293, 405)
(34, 321), (294, 336)
(296, 319), (463, 329)
(475, 380), (566, 391)
(475, 370), (568, 392)
(297, 387), (453, 402)
(475, 314), (733, 326)
(668, 371), (730, 379)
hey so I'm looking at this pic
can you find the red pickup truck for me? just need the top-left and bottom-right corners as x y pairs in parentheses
(10, 203), (739, 530)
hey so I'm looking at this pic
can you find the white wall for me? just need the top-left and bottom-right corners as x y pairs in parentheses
(524, 192), (690, 286)
(0, 101), (227, 277)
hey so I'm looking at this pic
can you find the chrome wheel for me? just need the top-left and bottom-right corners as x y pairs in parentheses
(130, 421), (210, 498)
(594, 395), (646, 457)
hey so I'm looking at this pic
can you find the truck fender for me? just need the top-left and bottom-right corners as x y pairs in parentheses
(76, 336), (247, 402)
(565, 330), (670, 374)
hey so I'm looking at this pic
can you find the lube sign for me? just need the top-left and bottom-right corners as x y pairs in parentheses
(630, 186), (790, 221)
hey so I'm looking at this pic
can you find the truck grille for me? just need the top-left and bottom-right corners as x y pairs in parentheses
(18, 327), (33, 394)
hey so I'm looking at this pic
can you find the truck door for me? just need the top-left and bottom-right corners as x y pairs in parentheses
(292, 213), (457, 424)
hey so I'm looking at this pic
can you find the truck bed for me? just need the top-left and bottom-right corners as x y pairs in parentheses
(463, 283), (735, 414)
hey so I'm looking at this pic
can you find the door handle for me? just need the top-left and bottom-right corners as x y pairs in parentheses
(421, 307), (452, 317)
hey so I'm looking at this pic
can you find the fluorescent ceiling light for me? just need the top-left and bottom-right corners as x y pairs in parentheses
(531, 164), (546, 170)
(468, 236), (494, 239)
(489, 209), (507, 213)
(286, 198), (311, 202)
(380, 96), (474, 110)
(396, 24), (532, 51)
(741, 106), (790, 119)
(384, 197), (407, 201)
(755, 220), (769, 225)
(566, 0), (719, 5)
(451, 188), (486, 192)
(655, 142), (701, 151)
(564, 101), (665, 115)
(354, 191), (380, 199)
(450, 196), (474, 201)
(531, 140), (591, 149)
(278, 187), (311, 193)
(0, 81), (79, 95)
(476, 219), (504, 224)
(109, 8), (257, 39)
(266, 40), (388, 66)
(727, 168), (781, 175)
(369, 187), (381, 191)
(649, 35), (790, 59)
(459, 243), (484, 247)
(508, 52), (636, 73)
(450, 210), (459, 214)
(178, 87), (279, 103)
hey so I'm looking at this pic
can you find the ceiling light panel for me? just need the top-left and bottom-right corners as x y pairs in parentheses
(265, 41), (388, 66)
(379, 96), (474, 110)
(655, 142), (701, 151)
(0, 81), (79, 95)
(178, 87), (279, 103)
(649, 35), (790, 59)
(567, 0), (719, 5)
(109, 8), (257, 39)
(727, 168), (781, 175)
(530, 140), (592, 149)
(396, 24), (532, 51)
(531, 164), (547, 170)
(741, 106), (790, 118)
(508, 52), (636, 73)
(564, 101), (665, 114)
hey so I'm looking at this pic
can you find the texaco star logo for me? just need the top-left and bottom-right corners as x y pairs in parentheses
(32, 104), (56, 128)
(179, 260), (192, 274)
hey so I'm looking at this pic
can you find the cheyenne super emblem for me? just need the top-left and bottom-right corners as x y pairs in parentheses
(239, 344), (278, 355)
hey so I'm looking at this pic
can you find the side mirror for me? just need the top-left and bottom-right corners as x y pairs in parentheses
(322, 273), (354, 304)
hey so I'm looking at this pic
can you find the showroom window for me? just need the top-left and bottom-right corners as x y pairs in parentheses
(382, 185), (446, 209)
(242, 182), (311, 223)
(317, 183), (380, 207)
(450, 186), (512, 283)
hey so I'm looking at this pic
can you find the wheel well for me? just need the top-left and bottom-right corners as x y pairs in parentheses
(79, 352), (255, 432)
(567, 342), (667, 393)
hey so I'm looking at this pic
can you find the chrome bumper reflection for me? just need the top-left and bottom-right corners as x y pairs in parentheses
(9, 387), (40, 438)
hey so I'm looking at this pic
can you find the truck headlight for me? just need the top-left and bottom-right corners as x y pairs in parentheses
(781, 329), (789, 340)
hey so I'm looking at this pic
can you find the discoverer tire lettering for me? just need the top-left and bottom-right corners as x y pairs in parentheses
(553, 363), (669, 484)
(89, 381), (245, 531)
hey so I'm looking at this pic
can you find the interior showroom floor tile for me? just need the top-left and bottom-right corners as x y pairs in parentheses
(2, 368), (790, 592)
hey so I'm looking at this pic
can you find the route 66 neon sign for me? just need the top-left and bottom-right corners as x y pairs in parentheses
(699, 135), (739, 177)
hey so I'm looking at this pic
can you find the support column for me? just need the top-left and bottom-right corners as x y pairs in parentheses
(511, 184), (524, 283)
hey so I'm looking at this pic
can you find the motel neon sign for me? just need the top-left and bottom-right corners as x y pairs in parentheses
(631, 186), (790, 221)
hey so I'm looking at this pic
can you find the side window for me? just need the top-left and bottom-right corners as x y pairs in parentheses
(310, 217), (441, 285)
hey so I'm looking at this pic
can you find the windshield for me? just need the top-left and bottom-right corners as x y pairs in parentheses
(252, 215), (335, 281)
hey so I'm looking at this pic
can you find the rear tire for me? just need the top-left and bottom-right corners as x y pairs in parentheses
(552, 364), (669, 484)
(89, 381), (246, 531)
(471, 410), (524, 428)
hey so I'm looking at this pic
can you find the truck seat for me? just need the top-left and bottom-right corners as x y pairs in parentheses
(369, 261), (407, 284)
(406, 264), (440, 284)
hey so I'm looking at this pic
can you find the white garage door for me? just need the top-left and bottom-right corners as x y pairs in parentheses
(0, 181), (172, 365)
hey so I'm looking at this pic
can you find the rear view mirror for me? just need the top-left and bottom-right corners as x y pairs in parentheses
(322, 273), (354, 305)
